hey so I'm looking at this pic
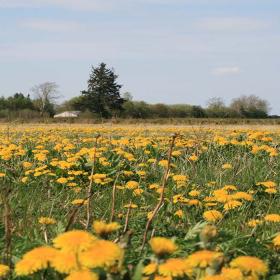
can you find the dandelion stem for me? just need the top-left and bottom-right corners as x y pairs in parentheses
(123, 200), (132, 233)
(43, 227), (48, 244)
(140, 133), (177, 253)
(110, 173), (120, 223)
(85, 134), (100, 229)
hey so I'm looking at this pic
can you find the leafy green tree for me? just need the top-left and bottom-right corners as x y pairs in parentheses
(168, 104), (193, 118)
(122, 101), (152, 118)
(81, 63), (124, 118)
(150, 103), (170, 118)
(6, 93), (34, 111)
(57, 96), (84, 112)
(0, 97), (7, 110)
(191, 105), (206, 118)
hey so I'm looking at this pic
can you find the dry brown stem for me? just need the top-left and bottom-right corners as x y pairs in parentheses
(140, 134), (177, 253)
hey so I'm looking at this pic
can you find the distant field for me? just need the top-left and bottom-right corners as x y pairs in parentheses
(1, 117), (280, 126)
(0, 124), (280, 279)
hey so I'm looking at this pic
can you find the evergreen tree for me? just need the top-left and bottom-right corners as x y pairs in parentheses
(81, 63), (124, 118)
(6, 93), (34, 110)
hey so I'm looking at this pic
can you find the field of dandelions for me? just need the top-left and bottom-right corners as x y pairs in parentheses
(0, 124), (280, 279)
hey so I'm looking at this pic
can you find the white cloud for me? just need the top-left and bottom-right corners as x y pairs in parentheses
(212, 66), (240, 76)
(0, 0), (189, 10)
(20, 19), (84, 32)
(196, 17), (270, 31)
(0, 0), (113, 11)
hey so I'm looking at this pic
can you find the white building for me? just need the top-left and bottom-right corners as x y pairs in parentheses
(54, 111), (81, 118)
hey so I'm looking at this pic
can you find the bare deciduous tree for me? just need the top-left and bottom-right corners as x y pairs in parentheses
(206, 97), (229, 118)
(31, 82), (59, 116)
(230, 95), (270, 118)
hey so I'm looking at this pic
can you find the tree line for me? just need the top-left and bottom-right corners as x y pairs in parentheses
(0, 63), (274, 120)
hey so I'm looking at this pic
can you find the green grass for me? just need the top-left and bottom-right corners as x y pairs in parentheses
(0, 125), (280, 278)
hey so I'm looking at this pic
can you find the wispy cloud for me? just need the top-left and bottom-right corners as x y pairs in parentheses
(20, 19), (84, 32)
(196, 17), (270, 31)
(0, 0), (113, 11)
(212, 66), (240, 76)
(0, 0), (187, 10)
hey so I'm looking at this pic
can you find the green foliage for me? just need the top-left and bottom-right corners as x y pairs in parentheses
(6, 93), (34, 111)
(81, 63), (124, 118)
(0, 126), (280, 278)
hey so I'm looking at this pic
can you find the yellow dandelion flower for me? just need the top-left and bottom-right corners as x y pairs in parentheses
(272, 234), (280, 247)
(136, 170), (146, 177)
(123, 171), (133, 176)
(65, 270), (99, 280)
(71, 199), (88, 206)
(171, 150), (181, 157)
(265, 188), (277, 194)
(188, 199), (201, 206)
(23, 161), (32, 168)
(124, 203), (138, 208)
(189, 190), (200, 197)
(38, 217), (56, 225)
(149, 183), (160, 189)
(51, 251), (80, 274)
(143, 262), (158, 275)
(223, 200), (242, 211)
(15, 247), (57, 276)
(89, 173), (108, 184)
(0, 173), (5, 177)
(147, 211), (153, 220)
(247, 219), (262, 228)
(0, 264), (9, 277)
(213, 189), (232, 203)
(159, 258), (191, 277)
(159, 160), (168, 167)
(205, 202), (218, 207)
(147, 158), (156, 164)
(154, 276), (172, 280)
(189, 154), (198, 162)
(264, 214), (280, 223)
(207, 181), (216, 187)
(203, 276), (224, 280)
(222, 163), (232, 170)
(56, 177), (68, 184)
(156, 187), (164, 194)
(174, 209), (184, 218)
(149, 237), (177, 256)
(256, 181), (276, 188)
(93, 221), (120, 237)
(231, 191), (253, 201)
(21, 177), (28, 183)
(186, 250), (223, 269)
(67, 182), (78, 187)
(220, 267), (243, 280)
(173, 175), (188, 183)
(80, 240), (123, 269)
(133, 188), (144, 196)
(125, 181), (139, 189)
(53, 230), (96, 253)
(203, 210), (223, 222)
(230, 256), (268, 277)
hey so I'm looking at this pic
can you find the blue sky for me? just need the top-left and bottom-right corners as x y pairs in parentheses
(0, 0), (279, 113)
